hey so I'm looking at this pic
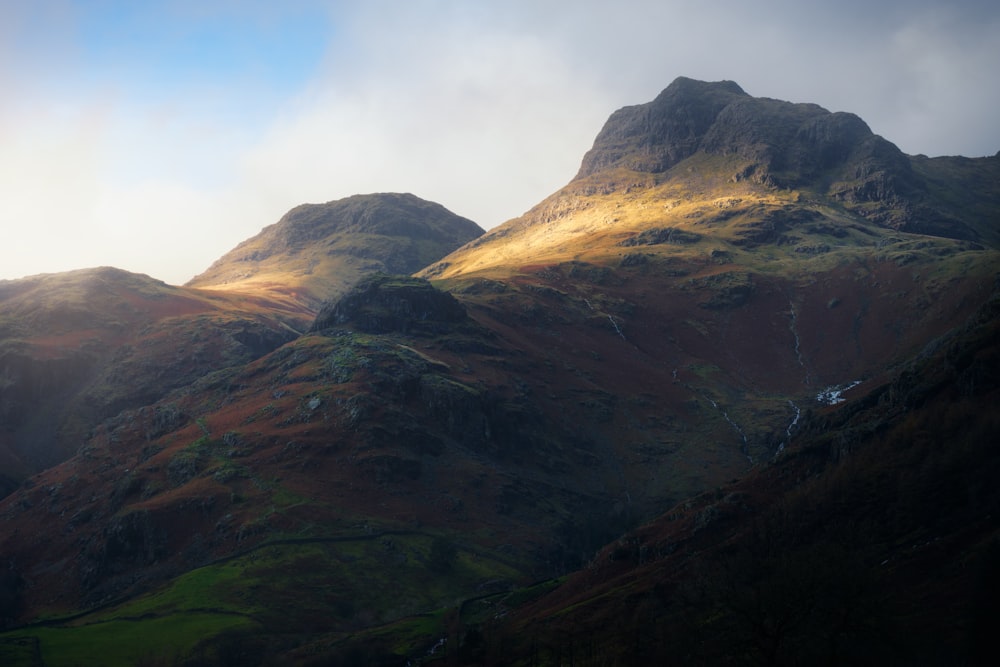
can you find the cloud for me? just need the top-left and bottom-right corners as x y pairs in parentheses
(1, 0), (998, 285)
(239, 4), (613, 230)
(0, 1), (333, 284)
(877, 5), (1000, 156)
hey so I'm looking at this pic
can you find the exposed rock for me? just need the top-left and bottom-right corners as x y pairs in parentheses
(618, 227), (703, 246)
(573, 76), (986, 243)
(311, 274), (468, 335)
(576, 77), (748, 178)
(730, 207), (821, 248)
(99, 509), (167, 572)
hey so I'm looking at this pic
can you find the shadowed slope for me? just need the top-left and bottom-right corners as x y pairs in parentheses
(0, 195), (484, 494)
(0, 267), (308, 488)
(480, 287), (1000, 667)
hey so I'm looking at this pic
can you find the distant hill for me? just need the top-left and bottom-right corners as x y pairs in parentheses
(187, 192), (484, 309)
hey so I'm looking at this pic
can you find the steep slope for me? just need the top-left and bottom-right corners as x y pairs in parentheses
(479, 286), (1000, 667)
(0, 277), (605, 660)
(0, 79), (997, 666)
(187, 192), (484, 309)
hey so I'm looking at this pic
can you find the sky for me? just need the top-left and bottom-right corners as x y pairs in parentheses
(2, 0), (999, 285)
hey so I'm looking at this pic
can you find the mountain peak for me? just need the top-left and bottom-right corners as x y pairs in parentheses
(186, 192), (484, 308)
(575, 77), (749, 178)
(575, 76), (898, 192)
(251, 193), (481, 257)
(567, 77), (994, 240)
(424, 77), (993, 281)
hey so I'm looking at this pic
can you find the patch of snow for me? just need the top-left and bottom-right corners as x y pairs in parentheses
(816, 380), (862, 405)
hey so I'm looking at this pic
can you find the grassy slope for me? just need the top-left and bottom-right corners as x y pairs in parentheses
(1, 142), (996, 664)
(5, 176), (995, 663)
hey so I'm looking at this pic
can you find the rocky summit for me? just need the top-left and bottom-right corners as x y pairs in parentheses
(0, 78), (997, 666)
(575, 76), (986, 240)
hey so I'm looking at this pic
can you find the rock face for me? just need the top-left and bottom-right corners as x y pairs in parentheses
(576, 77), (749, 177)
(311, 274), (468, 334)
(573, 76), (983, 241)
(576, 76), (892, 186)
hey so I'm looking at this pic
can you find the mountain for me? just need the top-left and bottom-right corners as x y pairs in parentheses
(187, 192), (484, 309)
(423, 77), (995, 279)
(0, 79), (997, 666)
(0, 194), (482, 495)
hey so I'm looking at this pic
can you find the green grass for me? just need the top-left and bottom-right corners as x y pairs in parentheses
(363, 609), (449, 657)
(2, 613), (257, 667)
(101, 559), (258, 619)
(0, 532), (529, 666)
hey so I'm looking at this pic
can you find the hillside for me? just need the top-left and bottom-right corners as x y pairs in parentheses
(0, 78), (997, 666)
(477, 286), (1000, 666)
(0, 267), (308, 494)
(188, 192), (484, 309)
(0, 194), (480, 495)
(423, 77), (995, 279)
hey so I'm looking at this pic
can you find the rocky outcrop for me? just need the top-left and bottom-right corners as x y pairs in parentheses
(618, 226), (702, 246)
(576, 77), (748, 178)
(575, 77), (898, 189)
(311, 274), (468, 335)
(573, 76), (988, 243)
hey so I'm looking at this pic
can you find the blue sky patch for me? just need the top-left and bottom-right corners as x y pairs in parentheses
(75, 1), (331, 98)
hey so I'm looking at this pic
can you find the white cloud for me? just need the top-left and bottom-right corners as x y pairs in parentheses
(2, 0), (998, 284)
(234, 2), (620, 239)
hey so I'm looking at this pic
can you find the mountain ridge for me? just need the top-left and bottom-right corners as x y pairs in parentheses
(0, 77), (997, 665)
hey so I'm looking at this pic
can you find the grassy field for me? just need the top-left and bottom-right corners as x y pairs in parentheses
(0, 530), (527, 666)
